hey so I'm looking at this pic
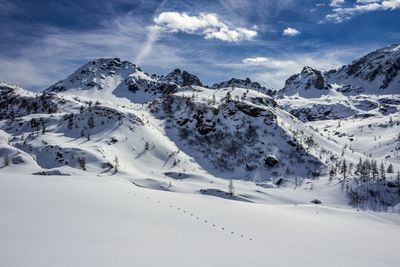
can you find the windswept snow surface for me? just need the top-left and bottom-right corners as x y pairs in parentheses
(0, 172), (399, 267)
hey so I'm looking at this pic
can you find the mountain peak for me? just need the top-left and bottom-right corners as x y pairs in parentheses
(279, 44), (400, 97)
(162, 69), (203, 87)
(211, 78), (275, 96)
(46, 58), (140, 93)
(279, 66), (329, 97)
(326, 43), (400, 92)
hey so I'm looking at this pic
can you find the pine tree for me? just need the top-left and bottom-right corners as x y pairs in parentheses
(355, 158), (362, 176)
(67, 113), (74, 129)
(380, 162), (386, 180)
(3, 152), (10, 167)
(87, 115), (95, 129)
(397, 171), (400, 196)
(361, 159), (370, 177)
(228, 179), (234, 196)
(78, 157), (86, 171)
(371, 160), (379, 178)
(226, 91), (232, 101)
(341, 159), (347, 180)
(40, 118), (46, 134)
(329, 167), (336, 181)
(387, 163), (394, 173)
(114, 156), (119, 173)
(212, 93), (216, 105)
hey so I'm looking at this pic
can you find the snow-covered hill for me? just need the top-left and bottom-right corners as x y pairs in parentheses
(1, 171), (399, 267)
(1, 44), (400, 266)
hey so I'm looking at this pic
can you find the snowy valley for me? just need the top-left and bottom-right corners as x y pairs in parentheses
(1, 44), (400, 266)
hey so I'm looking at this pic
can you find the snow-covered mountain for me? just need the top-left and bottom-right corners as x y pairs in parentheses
(1, 45), (400, 267)
(0, 74), (330, 182)
(274, 45), (400, 211)
(279, 66), (331, 98)
(279, 44), (400, 99)
(327, 44), (400, 93)
(0, 44), (400, 195)
(278, 44), (400, 123)
(1, 44), (400, 209)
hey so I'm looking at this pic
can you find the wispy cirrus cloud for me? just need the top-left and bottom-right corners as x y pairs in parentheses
(326, 0), (400, 23)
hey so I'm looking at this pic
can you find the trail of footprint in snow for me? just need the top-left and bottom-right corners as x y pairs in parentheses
(135, 190), (253, 241)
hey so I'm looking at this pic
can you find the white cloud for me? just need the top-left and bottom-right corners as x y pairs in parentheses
(154, 12), (223, 32)
(242, 57), (269, 65)
(330, 0), (345, 7)
(152, 11), (257, 42)
(205, 27), (257, 42)
(283, 27), (301, 36)
(242, 57), (299, 69)
(326, 0), (400, 23)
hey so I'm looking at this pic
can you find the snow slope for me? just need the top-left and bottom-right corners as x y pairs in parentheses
(0, 172), (399, 267)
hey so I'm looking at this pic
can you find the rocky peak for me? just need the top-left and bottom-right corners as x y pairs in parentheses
(327, 44), (400, 91)
(211, 78), (275, 96)
(46, 58), (140, 92)
(280, 66), (328, 97)
(76, 58), (137, 77)
(300, 67), (326, 90)
(162, 69), (203, 87)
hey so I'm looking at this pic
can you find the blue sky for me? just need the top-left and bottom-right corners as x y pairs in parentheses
(0, 0), (399, 90)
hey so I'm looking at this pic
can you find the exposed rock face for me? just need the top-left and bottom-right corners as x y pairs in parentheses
(277, 44), (400, 122)
(0, 83), (60, 120)
(279, 44), (400, 98)
(332, 44), (400, 90)
(264, 155), (278, 168)
(46, 58), (137, 93)
(162, 69), (203, 87)
(280, 66), (329, 97)
(212, 78), (275, 97)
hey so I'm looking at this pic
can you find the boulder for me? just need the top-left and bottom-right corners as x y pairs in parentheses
(311, 199), (322, 204)
(264, 155), (278, 167)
